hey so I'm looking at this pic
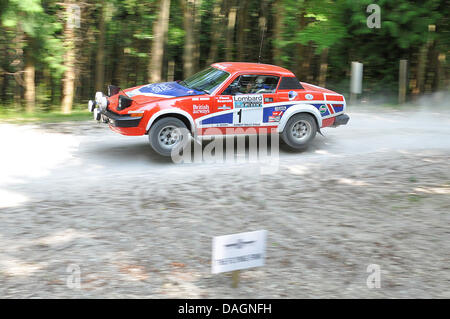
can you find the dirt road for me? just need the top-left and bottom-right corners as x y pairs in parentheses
(0, 105), (449, 298)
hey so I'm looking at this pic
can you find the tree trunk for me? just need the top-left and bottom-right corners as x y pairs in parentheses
(61, 1), (77, 114)
(149, 0), (171, 83)
(436, 53), (446, 91)
(95, 1), (106, 92)
(24, 51), (35, 113)
(272, 0), (284, 66)
(225, 5), (237, 61)
(413, 27), (434, 96)
(237, 0), (249, 61)
(182, 0), (195, 78)
(295, 4), (307, 79)
(193, 0), (202, 71)
(206, 0), (223, 65)
(257, 0), (268, 63)
(318, 48), (328, 87)
(413, 44), (429, 95)
(304, 45), (314, 82)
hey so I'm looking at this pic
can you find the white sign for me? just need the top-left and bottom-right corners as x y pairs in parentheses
(211, 230), (267, 274)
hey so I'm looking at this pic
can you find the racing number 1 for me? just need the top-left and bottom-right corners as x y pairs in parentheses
(237, 109), (242, 123)
(233, 107), (263, 126)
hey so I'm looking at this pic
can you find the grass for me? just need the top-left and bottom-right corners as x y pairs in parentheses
(0, 106), (91, 123)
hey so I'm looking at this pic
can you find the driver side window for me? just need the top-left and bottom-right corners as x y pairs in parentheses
(222, 75), (279, 96)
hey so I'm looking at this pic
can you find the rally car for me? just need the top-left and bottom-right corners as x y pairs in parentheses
(88, 62), (349, 156)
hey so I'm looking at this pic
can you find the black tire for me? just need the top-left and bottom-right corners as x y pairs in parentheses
(280, 113), (317, 150)
(149, 117), (189, 157)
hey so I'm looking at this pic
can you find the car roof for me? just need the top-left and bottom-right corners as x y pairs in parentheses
(211, 62), (295, 77)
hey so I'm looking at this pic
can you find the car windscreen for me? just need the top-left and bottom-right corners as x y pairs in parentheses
(180, 67), (230, 94)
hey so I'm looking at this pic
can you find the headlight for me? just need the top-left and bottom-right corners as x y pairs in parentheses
(93, 108), (101, 121)
(88, 100), (95, 112)
(117, 94), (133, 110)
(99, 96), (109, 110)
(95, 92), (103, 104)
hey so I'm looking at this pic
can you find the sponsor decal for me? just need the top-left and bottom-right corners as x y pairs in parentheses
(305, 94), (314, 100)
(218, 105), (231, 110)
(268, 110), (284, 123)
(193, 104), (210, 114)
(147, 83), (172, 94)
(127, 81), (202, 98)
(288, 91), (298, 100)
(264, 97), (274, 103)
(233, 94), (263, 108)
(274, 106), (286, 111)
(319, 104), (327, 114)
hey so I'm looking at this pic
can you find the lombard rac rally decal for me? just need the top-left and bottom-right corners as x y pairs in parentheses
(233, 94), (264, 108)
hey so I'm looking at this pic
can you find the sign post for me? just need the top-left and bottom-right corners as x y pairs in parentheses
(232, 270), (240, 288)
(399, 59), (408, 104)
(350, 62), (363, 104)
(212, 230), (267, 288)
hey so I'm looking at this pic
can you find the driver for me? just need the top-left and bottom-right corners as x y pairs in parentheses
(249, 76), (266, 93)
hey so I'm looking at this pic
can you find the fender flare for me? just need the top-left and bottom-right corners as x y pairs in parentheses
(277, 103), (322, 133)
(146, 109), (196, 137)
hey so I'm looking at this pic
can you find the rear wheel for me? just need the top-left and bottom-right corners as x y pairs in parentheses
(281, 113), (317, 150)
(149, 117), (189, 157)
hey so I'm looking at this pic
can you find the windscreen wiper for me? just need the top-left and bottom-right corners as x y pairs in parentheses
(192, 87), (210, 95)
(179, 81), (190, 89)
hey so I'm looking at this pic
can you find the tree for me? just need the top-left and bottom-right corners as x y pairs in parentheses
(95, 0), (106, 92)
(225, 1), (237, 61)
(237, 0), (249, 61)
(61, 0), (79, 114)
(1, 0), (43, 112)
(206, 0), (224, 65)
(149, 0), (171, 83)
(182, 0), (195, 77)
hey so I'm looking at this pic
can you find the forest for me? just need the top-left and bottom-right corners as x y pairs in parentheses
(0, 0), (448, 114)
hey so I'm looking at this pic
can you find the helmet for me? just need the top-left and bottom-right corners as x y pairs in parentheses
(255, 76), (265, 84)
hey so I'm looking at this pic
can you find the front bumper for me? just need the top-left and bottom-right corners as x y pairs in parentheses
(333, 114), (350, 127)
(98, 109), (142, 128)
(89, 93), (146, 136)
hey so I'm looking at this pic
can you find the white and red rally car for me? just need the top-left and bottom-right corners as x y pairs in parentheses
(89, 62), (349, 156)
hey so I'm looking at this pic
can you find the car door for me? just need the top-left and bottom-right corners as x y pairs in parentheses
(215, 74), (280, 128)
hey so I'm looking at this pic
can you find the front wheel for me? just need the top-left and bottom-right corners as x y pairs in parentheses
(149, 117), (189, 157)
(280, 113), (317, 150)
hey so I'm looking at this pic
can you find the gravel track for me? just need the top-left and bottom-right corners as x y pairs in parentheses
(0, 105), (449, 298)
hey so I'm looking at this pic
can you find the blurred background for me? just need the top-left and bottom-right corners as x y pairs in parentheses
(0, 0), (448, 119)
